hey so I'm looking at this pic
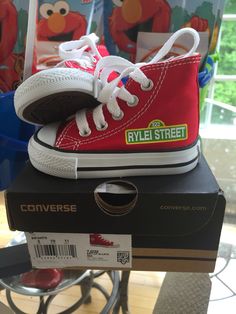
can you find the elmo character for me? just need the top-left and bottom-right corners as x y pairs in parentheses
(110, 0), (210, 61)
(38, 1), (87, 41)
(0, 0), (23, 92)
(110, 0), (171, 60)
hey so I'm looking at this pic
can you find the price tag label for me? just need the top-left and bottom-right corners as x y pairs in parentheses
(25, 232), (132, 268)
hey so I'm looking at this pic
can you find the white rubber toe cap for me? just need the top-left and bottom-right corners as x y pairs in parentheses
(14, 67), (94, 124)
(15, 67), (94, 100)
(37, 122), (61, 146)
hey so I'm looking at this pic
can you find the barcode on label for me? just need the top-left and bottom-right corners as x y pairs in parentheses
(33, 244), (78, 258)
(117, 251), (130, 265)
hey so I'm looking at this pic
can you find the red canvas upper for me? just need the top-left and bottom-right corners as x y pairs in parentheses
(55, 55), (200, 152)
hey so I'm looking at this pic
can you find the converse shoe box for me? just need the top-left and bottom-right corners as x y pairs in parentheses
(5, 156), (225, 272)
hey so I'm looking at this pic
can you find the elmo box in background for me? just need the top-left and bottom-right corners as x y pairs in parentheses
(0, 0), (29, 92)
(28, 0), (103, 73)
(104, 0), (225, 63)
(5, 156), (225, 272)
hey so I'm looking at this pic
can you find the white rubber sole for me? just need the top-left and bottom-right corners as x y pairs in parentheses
(14, 68), (96, 125)
(28, 135), (201, 179)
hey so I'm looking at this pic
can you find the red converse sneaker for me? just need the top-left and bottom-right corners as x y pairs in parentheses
(14, 33), (110, 125)
(28, 28), (201, 178)
(89, 234), (119, 248)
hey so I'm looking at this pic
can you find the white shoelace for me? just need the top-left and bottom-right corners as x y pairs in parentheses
(75, 28), (200, 136)
(56, 33), (102, 69)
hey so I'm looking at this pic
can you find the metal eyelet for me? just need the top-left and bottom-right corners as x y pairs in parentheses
(127, 95), (139, 107)
(112, 110), (124, 120)
(141, 79), (154, 91)
(79, 129), (91, 137)
(96, 122), (108, 131)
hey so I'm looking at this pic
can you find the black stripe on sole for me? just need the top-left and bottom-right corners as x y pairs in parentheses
(76, 155), (199, 172)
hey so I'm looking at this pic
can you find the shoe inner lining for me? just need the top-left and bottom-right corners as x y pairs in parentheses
(23, 92), (99, 125)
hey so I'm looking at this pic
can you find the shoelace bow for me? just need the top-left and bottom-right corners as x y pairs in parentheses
(74, 28), (200, 137)
(56, 33), (102, 69)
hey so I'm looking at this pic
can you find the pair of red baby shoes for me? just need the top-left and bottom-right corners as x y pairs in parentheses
(14, 28), (201, 179)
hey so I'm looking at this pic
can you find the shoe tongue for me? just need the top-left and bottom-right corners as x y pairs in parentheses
(63, 45), (109, 70)
(108, 71), (121, 84)
(64, 60), (94, 71)
(97, 45), (110, 57)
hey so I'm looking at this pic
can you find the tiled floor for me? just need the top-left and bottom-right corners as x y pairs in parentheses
(208, 222), (236, 314)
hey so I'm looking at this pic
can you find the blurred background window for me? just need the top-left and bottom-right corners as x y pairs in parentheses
(200, 0), (236, 221)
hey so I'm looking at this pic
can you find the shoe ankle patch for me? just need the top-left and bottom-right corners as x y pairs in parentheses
(125, 119), (188, 145)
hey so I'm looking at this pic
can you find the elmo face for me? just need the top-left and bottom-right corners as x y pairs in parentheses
(38, 1), (87, 41)
(110, 0), (171, 55)
(0, 0), (17, 63)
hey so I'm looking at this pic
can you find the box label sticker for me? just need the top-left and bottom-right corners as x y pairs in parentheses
(25, 233), (132, 268)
